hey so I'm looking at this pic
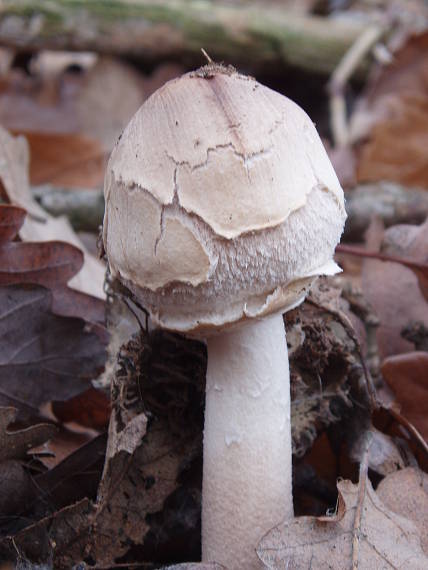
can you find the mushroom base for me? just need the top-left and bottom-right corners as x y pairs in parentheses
(202, 312), (293, 569)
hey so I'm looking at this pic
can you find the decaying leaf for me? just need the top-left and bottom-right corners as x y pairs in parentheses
(88, 330), (203, 566)
(0, 284), (105, 408)
(377, 467), (428, 555)
(257, 475), (428, 569)
(0, 125), (105, 299)
(0, 407), (56, 461)
(381, 351), (428, 441)
(288, 281), (371, 457)
(0, 498), (93, 569)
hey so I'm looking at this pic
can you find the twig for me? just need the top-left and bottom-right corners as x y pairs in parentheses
(201, 47), (213, 63)
(329, 25), (385, 147)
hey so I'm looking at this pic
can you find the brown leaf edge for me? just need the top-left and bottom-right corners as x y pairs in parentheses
(0, 406), (57, 462)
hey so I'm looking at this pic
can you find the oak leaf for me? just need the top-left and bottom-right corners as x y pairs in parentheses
(0, 284), (105, 408)
(0, 204), (104, 322)
(0, 125), (105, 299)
(257, 477), (428, 569)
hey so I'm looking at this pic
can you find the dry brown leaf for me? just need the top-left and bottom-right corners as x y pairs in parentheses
(377, 467), (428, 555)
(0, 203), (26, 241)
(351, 31), (428, 188)
(361, 219), (428, 359)
(381, 351), (428, 441)
(357, 95), (428, 187)
(52, 387), (110, 431)
(36, 425), (96, 470)
(0, 407), (56, 461)
(382, 218), (428, 301)
(0, 204), (105, 322)
(257, 476), (428, 569)
(0, 125), (105, 299)
(22, 131), (105, 187)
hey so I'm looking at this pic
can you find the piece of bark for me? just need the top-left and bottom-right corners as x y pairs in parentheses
(0, 0), (370, 76)
(33, 185), (105, 233)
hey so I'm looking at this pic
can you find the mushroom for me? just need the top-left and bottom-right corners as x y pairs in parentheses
(103, 64), (346, 569)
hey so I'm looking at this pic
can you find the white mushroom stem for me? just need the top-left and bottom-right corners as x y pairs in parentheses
(202, 312), (293, 569)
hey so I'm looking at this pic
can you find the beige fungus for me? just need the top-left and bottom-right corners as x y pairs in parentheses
(103, 66), (347, 570)
(104, 68), (346, 332)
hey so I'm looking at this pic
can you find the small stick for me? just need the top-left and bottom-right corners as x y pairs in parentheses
(329, 25), (385, 148)
(201, 48), (213, 63)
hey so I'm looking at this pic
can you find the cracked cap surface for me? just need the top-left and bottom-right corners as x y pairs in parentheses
(103, 69), (346, 332)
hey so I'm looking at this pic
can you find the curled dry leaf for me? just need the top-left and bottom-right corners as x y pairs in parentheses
(0, 125), (105, 299)
(0, 406), (56, 462)
(0, 284), (105, 408)
(381, 351), (428, 441)
(377, 467), (428, 555)
(257, 476), (428, 569)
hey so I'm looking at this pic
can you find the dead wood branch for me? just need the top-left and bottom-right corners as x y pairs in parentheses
(0, 0), (371, 75)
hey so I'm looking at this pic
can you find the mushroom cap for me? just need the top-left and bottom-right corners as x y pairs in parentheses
(103, 65), (346, 333)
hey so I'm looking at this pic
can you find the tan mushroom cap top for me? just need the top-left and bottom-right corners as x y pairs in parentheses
(103, 65), (347, 333)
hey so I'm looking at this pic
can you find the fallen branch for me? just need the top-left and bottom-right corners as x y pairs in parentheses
(0, 0), (372, 75)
